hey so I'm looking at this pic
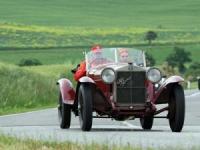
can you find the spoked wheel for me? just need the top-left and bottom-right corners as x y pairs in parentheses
(78, 84), (93, 131)
(140, 116), (154, 130)
(168, 84), (185, 132)
(58, 93), (71, 129)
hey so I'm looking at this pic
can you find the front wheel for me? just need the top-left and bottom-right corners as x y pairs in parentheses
(58, 93), (71, 129)
(168, 84), (185, 132)
(140, 116), (154, 130)
(78, 84), (93, 131)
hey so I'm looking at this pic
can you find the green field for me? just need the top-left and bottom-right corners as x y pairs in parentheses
(1, 23), (200, 49)
(0, 0), (200, 58)
(0, 44), (199, 65)
(0, 0), (200, 28)
(0, 0), (200, 48)
(0, 49), (84, 65)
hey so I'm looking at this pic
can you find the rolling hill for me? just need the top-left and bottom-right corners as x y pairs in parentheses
(0, 0), (200, 28)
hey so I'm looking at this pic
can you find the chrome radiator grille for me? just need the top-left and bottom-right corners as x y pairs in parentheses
(115, 71), (146, 104)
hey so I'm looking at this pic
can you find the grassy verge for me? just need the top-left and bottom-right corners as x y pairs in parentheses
(0, 63), (60, 115)
(0, 134), (199, 150)
(0, 134), (139, 150)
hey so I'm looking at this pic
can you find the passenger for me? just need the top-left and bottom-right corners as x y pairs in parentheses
(119, 48), (129, 63)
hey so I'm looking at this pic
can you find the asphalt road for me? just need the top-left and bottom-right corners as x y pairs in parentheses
(0, 89), (200, 149)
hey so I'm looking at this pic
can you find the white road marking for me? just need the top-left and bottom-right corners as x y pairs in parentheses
(0, 108), (57, 118)
(122, 121), (141, 128)
(186, 92), (200, 98)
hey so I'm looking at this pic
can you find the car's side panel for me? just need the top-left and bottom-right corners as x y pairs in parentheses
(57, 78), (75, 105)
(146, 80), (154, 102)
(153, 76), (184, 104)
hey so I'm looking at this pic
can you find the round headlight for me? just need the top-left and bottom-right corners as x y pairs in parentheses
(101, 68), (115, 84)
(147, 68), (162, 83)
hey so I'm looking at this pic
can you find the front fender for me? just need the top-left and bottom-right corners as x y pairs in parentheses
(75, 76), (96, 101)
(72, 76), (96, 115)
(79, 76), (95, 84)
(154, 76), (184, 104)
(162, 76), (184, 87)
(57, 78), (75, 105)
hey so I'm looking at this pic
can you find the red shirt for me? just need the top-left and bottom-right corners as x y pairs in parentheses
(73, 61), (86, 81)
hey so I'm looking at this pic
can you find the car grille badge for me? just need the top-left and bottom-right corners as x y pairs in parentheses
(117, 76), (131, 87)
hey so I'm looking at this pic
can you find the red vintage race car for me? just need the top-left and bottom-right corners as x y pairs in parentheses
(57, 48), (185, 132)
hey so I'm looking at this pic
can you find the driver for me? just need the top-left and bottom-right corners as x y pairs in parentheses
(90, 46), (106, 67)
(72, 45), (102, 81)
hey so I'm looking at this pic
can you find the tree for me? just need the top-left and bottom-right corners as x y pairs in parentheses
(161, 62), (178, 77)
(185, 62), (200, 81)
(165, 47), (191, 74)
(145, 31), (157, 45)
(145, 52), (156, 66)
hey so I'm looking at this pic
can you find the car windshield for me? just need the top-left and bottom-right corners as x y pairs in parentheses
(85, 48), (145, 70)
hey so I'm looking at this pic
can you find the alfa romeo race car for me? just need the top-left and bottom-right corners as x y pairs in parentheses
(57, 48), (185, 132)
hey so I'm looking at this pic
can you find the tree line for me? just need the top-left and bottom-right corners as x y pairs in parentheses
(145, 31), (200, 82)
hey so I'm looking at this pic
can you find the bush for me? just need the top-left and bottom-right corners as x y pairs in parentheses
(165, 47), (191, 74)
(160, 62), (179, 77)
(145, 52), (156, 66)
(18, 58), (42, 66)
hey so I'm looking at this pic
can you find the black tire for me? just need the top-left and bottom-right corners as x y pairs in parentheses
(58, 93), (71, 129)
(78, 84), (93, 131)
(140, 116), (154, 130)
(168, 84), (185, 132)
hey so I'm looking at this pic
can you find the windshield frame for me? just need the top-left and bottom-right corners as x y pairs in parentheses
(85, 48), (146, 71)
